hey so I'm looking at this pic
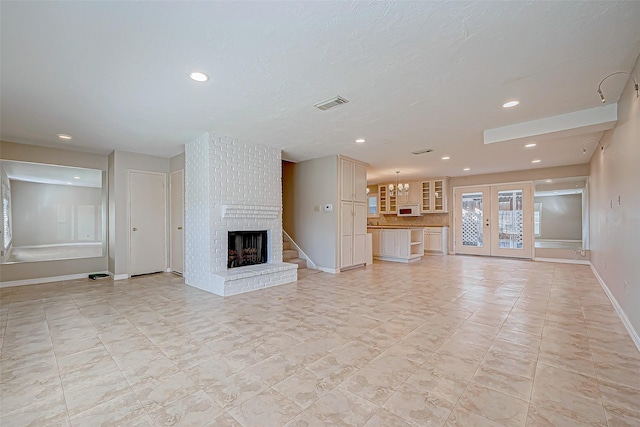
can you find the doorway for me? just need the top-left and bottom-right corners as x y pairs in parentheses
(453, 182), (533, 259)
(128, 170), (166, 276)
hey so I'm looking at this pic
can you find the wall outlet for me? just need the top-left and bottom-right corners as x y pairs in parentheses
(624, 281), (630, 295)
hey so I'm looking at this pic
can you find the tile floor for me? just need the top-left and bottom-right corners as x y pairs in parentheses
(1, 256), (639, 427)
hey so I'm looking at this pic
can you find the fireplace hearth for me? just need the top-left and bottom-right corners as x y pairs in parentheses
(228, 230), (268, 269)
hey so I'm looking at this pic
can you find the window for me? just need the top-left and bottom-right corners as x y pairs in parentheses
(368, 195), (378, 216)
(534, 202), (542, 237)
(2, 173), (11, 254)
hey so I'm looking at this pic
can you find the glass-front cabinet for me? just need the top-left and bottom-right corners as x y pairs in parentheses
(377, 184), (397, 214)
(421, 178), (448, 213)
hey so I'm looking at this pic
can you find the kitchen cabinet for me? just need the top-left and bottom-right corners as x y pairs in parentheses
(371, 228), (423, 263)
(340, 157), (368, 270)
(421, 178), (449, 213)
(377, 184), (397, 214)
(395, 181), (421, 206)
(341, 158), (367, 203)
(370, 228), (381, 257)
(424, 226), (448, 254)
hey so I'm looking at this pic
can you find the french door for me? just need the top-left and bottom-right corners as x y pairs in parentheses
(454, 183), (533, 259)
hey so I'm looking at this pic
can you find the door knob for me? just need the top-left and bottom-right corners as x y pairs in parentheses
(178, 227), (182, 230)
(132, 227), (138, 231)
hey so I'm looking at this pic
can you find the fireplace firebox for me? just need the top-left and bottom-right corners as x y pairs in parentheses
(227, 230), (268, 269)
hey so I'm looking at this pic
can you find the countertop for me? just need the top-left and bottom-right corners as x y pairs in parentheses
(367, 225), (440, 229)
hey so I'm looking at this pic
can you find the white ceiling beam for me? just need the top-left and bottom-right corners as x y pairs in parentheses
(484, 104), (618, 145)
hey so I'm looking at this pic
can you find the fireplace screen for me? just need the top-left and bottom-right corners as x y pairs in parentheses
(227, 230), (268, 269)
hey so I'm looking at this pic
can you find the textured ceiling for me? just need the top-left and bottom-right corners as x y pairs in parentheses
(2, 1), (640, 182)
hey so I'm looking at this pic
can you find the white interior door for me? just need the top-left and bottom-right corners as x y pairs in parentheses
(454, 183), (533, 259)
(129, 171), (166, 276)
(170, 170), (184, 274)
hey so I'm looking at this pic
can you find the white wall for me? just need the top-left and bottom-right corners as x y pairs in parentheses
(589, 54), (640, 341)
(283, 156), (338, 271)
(0, 141), (108, 282)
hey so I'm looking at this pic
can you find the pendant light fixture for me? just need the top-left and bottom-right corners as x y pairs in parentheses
(389, 171), (409, 198)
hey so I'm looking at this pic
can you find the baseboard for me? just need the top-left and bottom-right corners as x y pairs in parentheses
(1, 271), (111, 288)
(534, 257), (591, 265)
(589, 262), (640, 352)
(316, 266), (338, 274)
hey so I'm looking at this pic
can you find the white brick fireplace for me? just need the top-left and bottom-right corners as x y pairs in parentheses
(184, 133), (297, 296)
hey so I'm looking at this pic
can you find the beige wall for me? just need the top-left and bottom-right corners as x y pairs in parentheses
(534, 194), (582, 241)
(0, 142), (174, 282)
(589, 55), (640, 338)
(283, 156), (338, 271)
(446, 164), (591, 253)
(0, 141), (109, 282)
(170, 152), (185, 172)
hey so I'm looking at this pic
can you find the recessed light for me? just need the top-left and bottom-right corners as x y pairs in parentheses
(545, 179), (552, 183)
(532, 159), (541, 163)
(57, 134), (72, 140)
(503, 100), (520, 108)
(355, 139), (365, 143)
(525, 143), (536, 148)
(189, 72), (209, 82)
(73, 176), (80, 179)
(463, 168), (470, 171)
(441, 156), (450, 160)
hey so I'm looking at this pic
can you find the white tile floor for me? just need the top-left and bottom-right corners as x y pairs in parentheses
(1, 255), (639, 426)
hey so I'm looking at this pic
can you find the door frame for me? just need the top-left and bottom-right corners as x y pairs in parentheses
(170, 169), (184, 274)
(127, 169), (167, 276)
(453, 181), (534, 259)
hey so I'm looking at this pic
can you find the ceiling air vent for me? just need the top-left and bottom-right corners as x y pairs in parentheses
(411, 148), (433, 155)
(314, 96), (349, 111)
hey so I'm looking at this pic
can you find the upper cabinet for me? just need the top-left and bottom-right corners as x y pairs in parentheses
(341, 157), (367, 203)
(405, 181), (421, 205)
(378, 183), (398, 214)
(421, 178), (449, 213)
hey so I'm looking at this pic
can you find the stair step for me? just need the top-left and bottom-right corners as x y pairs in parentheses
(283, 241), (293, 250)
(287, 257), (307, 269)
(283, 249), (299, 260)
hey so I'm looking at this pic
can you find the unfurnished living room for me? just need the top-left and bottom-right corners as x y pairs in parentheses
(1, 2), (639, 426)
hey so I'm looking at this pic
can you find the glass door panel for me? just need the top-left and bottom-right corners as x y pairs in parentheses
(454, 186), (491, 256)
(490, 184), (532, 258)
(497, 190), (523, 249)
(462, 192), (484, 247)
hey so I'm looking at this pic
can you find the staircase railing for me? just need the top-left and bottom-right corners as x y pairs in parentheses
(282, 230), (317, 269)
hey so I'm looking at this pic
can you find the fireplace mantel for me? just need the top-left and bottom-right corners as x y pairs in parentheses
(222, 205), (279, 219)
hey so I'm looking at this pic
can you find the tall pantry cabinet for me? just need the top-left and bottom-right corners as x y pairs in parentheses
(339, 156), (368, 270)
